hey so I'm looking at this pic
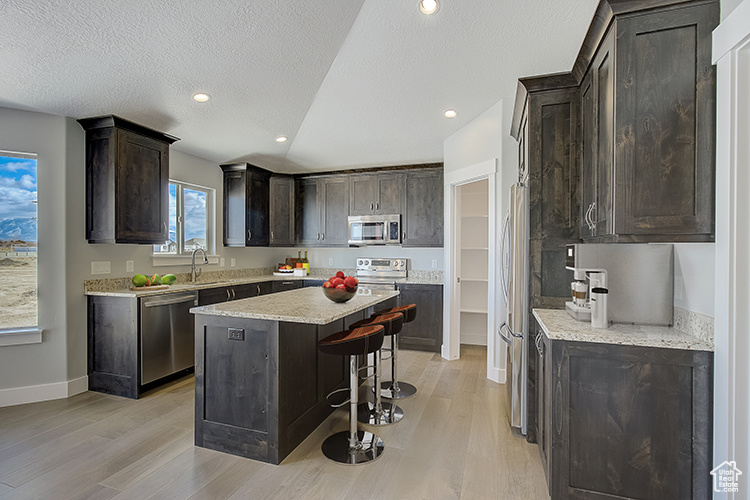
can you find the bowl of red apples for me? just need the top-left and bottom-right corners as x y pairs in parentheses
(322, 271), (358, 303)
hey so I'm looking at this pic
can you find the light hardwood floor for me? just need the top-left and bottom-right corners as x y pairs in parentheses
(0, 346), (549, 500)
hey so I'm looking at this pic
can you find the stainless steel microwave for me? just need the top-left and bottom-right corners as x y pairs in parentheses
(348, 215), (401, 246)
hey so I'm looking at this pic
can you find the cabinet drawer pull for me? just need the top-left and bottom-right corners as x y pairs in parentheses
(257, 285), (261, 295)
(226, 289), (231, 301)
(231, 288), (236, 300)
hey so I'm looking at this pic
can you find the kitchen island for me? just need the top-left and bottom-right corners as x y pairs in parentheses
(190, 287), (398, 464)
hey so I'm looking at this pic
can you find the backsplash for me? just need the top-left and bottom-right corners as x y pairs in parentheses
(673, 306), (714, 345)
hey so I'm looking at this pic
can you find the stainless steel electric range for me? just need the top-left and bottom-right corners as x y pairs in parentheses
(355, 257), (407, 294)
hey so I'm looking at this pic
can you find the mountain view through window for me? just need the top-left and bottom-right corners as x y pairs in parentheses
(0, 153), (38, 330)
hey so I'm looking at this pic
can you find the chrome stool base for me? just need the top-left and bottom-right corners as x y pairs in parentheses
(380, 381), (417, 399)
(321, 430), (384, 465)
(357, 401), (404, 425)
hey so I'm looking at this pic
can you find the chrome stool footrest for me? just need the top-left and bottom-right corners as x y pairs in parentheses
(325, 387), (351, 408)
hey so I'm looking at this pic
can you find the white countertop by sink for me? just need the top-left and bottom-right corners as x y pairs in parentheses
(190, 287), (399, 325)
(533, 308), (713, 352)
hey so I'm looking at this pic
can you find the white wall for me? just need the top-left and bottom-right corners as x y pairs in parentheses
(0, 108), (70, 394)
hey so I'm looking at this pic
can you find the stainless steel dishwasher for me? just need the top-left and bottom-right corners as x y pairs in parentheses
(140, 292), (198, 385)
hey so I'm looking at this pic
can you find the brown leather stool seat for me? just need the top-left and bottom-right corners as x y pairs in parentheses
(350, 313), (405, 425)
(318, 325), (384, 357)
(370, 304), (418, 399)
(373, 303), (416, 324)
(317, 324), (385, 464)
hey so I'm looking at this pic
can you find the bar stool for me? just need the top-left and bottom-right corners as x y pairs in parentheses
(371, 303), (417, 399)
(318, 324), (385, 464)
(350, 313), (405, 426)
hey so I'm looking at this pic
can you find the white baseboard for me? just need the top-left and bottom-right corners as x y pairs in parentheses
(460, 334), (488, 346)
(0, 376), (88, 408)
(487, 366), (504, 384)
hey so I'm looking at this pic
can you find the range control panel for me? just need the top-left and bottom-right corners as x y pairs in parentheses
(356, 258), (407, 272)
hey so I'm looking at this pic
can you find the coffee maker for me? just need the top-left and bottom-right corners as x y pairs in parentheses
(565, 243), (674, 326)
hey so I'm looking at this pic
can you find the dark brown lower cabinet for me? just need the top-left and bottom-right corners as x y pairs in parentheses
(532, 317), (713, 499)
(395, 283), (443, 353)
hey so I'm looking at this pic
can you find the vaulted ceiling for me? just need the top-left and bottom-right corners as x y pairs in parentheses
(0, 0), (598, 173)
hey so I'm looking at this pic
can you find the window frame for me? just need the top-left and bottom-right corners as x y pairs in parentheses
(152, 179), (216, 264)
(0, 150), (43, 342)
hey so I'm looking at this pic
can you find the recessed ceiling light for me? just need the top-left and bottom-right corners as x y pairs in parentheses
(275, 136), (288, 143)
(419, 0), (438, 15)
(192, 93), (210, 102)
(444, 109), (457, 118)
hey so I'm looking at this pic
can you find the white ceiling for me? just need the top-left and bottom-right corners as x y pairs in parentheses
(0, 0), (598, 173)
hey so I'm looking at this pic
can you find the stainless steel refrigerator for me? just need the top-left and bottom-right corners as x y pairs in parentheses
(499, 183), (528, 434)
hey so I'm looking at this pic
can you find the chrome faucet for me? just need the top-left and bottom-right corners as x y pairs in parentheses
(191, 248), (208, 283)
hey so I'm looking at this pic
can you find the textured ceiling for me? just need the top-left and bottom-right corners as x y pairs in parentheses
(0, 0), (598, 173)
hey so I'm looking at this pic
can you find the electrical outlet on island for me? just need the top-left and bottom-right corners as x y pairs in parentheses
(328, 258), (334, 266)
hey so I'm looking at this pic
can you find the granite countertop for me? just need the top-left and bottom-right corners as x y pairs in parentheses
(190, 287), (399, 325)
(533, 308), (714, 352)
(84, 269), (443, 297)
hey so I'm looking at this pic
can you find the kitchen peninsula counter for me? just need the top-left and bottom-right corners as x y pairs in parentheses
(532, 308), (713, 351)
(190, 287), (398, 465)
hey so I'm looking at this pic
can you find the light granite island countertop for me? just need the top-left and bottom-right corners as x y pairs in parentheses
(190, 287), (399, 324)
(532, 308), (714, 351)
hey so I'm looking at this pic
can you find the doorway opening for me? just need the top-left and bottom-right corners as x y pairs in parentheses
(443, 159), (499, 382)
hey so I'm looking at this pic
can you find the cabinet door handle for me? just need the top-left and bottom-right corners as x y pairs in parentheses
(375, 202), (379, 211)
(584, 203), (592, 230)
(270, 230), (274, 240)
(247, 230), (252, 241)
(321, 232), (325, 240)
(402, 231), (406, 241)
(257, 285), (261, 295)
(370, 202), (374, 211)
(226, 289), (231, 301)
(316, 232), (320, 241)
(162, 222), (167, 235)
(232, 288), (236, 300)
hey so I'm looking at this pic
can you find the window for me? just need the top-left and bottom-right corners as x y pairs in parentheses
(154, 181), (214, 255)
(0, 152), (38, 331)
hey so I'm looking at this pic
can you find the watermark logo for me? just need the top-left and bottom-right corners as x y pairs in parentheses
(711, 461), (742, 493)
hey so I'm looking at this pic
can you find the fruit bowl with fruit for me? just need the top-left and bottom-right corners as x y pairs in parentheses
(321, 271), (358, 303)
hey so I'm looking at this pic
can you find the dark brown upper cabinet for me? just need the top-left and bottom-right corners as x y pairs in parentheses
(294, 175), (349, 246)
(402, 167), (444, 247)
(78, 115), (179, 244)
(269, 175), (295, 246)
(220, 163), (271, 247)
(576, 0), (719, 242)
(349, 172), (404, 216)
(511, 75), (580, 310)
